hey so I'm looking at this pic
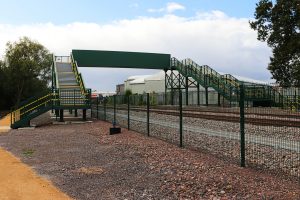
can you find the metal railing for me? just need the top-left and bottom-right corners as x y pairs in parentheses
(11, 89), (91, 128)
(171, 57), (238, 100)
(70, 54), (87, 95)
(54, 56), (71, 63)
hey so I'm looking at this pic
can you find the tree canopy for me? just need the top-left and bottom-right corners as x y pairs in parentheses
(0, 37), (52, 110)
(250, 0), (300, 87)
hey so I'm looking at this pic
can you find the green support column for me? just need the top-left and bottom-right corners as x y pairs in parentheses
(75, 109), (78, 117)
(113, 95), (116, 123)
(55, 109), (59, 117)
(127, 95), (130, 130)
(171, 70), (174, 105)
(185, 77), (189, 106)
(83, 109), (86, 121)
(59, 109), (64, 122)
(147, 93), (150, 137)
(164, 70), (167, 105)
(295, 90), (298, 110)
(229, 87), (232, 107)
(218, 93), (221, 107)
(96, 97), (99, 119)
(104, 100), (107, 121)
(205, 87), (208, 106)
(197, 83), (200, 106)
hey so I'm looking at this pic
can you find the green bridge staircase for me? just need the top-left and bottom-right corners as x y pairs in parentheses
(171, 57), (291, 107)
(11, 55), (91, 129)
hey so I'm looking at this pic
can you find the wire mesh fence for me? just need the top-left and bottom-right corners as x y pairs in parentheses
(244, 107), (300, 177)
(91, 87), (300, 179)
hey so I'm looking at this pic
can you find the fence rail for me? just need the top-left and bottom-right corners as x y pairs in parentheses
(91, 89), (300, 179)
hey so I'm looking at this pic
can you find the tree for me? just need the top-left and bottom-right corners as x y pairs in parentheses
(125, 89), (132, 96)
(4, 37), (52, 107)
(250, 0), (300, 87)
(0, 61), (8, 109)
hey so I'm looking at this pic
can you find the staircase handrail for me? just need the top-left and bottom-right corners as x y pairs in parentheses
(220, 74), (240, 87)
(182, 58), (239, 89)
(172, 57), (236, 99)
(53, 55), (59, 89)
(10, 88), (92, 127)
(70, 54), (87, 95)
(10, 92), (56, 126)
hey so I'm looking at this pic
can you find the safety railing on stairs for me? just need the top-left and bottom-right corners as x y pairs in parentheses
(10, 89), (92, 128)
(52, 55), (59, 90)
(11, 92), (55, 127)
(55, 56), (71, 63)
(171, 58), (239, 101)
(221, 74), (240, 88)
(70, 54), (87, 96)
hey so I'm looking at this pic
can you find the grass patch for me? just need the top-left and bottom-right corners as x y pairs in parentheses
(22, 149), (35, 157)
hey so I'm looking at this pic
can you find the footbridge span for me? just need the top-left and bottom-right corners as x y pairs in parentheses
(10, 49), (287, 129)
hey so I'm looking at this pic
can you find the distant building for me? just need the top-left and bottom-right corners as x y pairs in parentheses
(124, 72), (166, 94)
(122, 71), (271, 95)
(92, 91), (115, 99)
(116, 84), (125, 95)
(118, 71), (273, 105)
(123, 71), (202, 94)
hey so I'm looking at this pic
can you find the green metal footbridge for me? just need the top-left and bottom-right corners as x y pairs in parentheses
(10, 50), (293, 129)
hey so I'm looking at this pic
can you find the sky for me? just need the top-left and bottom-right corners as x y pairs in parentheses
(0, 0), (272, 92)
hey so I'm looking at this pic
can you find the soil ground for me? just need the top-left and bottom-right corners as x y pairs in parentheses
(1, 117), (300, 199)
(0, 147), (71, 200)
(0, 113), (11, 133)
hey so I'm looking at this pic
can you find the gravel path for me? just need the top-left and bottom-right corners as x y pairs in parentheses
(1, 120), (300, 199)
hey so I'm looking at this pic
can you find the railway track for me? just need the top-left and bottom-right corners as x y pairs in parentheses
(92, 105), (300, 128)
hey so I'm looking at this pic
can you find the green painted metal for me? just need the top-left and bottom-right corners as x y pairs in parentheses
(170, 57), (295, 107)
(239, 84), (245, 167)
(127, 95), (130, 130)
(171, 58), (239, 102)
(179, 90), (183, 148)
(113, 95), (116, 124)
(147, 93), (150, 137)
(11, 53), (92, 129)
(72, 49), (171, 69)
(11, 89), (92, 129)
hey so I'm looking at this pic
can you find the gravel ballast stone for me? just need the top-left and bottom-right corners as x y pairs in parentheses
(0, 120), (300, 199)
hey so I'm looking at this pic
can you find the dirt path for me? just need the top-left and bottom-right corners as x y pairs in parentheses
(0, 147), (71, 200)
(0, 114), (11, 133)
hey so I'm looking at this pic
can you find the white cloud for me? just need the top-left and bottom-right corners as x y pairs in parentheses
(0, 11), (271, 91)
(148, 2), (185, 13)
(166, 2), (185, 13)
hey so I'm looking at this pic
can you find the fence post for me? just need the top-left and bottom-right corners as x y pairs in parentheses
(127, 95), (130, 130)
(113, 95), (116, 124)
(96, 97), (99, 119)
(104, 99), (107, 121)
(147, 93), (150, 136)
(179, 90), (183, 147)
(240, 84), (245, 167)
(205, 87), (208, 106)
